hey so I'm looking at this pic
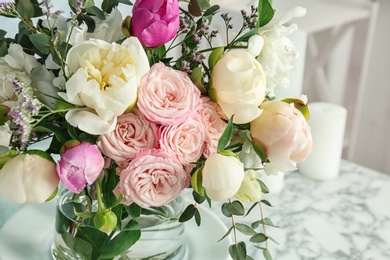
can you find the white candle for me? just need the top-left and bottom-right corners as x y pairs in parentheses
(298, 102), (347, 180)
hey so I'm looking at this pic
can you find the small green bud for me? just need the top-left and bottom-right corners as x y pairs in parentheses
(94, 210), (117, 233)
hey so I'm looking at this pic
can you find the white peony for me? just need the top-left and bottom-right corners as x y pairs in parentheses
(58, 37), (150, 135)
(255, 7), (306, 95)
(0, 43), (57, 108)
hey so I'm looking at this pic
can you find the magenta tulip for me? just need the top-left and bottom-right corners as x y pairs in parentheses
(56, 142), (104, 193)
(131, 0), (180, 47)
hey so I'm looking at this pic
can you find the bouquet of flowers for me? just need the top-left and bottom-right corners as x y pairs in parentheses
(0, 0), (312, 259)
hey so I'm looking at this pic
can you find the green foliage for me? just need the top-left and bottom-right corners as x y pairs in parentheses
(229, 241), (247, 260)
(221, 200), (245, 217)
(257, 0), (274, 28)
(29, 33), (51, 54)
(217, 115), (234, 152)
(179, 204), (198, 223)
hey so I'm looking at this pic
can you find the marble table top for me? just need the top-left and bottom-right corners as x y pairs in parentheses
(209, 160), (390, 259)
(1, 160), (389, 259)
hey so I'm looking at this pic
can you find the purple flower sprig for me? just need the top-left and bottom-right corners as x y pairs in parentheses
(8, 79), (43, 150)
(0, 2), (16, 16)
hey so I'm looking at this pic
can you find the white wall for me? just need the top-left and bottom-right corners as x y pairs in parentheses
(353, 0), (390, 174)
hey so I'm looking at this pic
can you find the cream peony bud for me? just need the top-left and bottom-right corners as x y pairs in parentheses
(0, 153), (59, 203)
(202, 152), (245, 201)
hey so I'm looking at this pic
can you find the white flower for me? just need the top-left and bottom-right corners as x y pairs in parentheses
(0, 154), (59, 203)
(58, 37), (150, 135)
(211, 49), (266, 124)
(0, 44), (38, 108)
(0, 43), (57, 108)
(202, 152), (245, 201)
(257, 7), (306, 95)
(235, 170), (262, 202)
(0, 123), (11, 147)
(68, 8), (123, 45)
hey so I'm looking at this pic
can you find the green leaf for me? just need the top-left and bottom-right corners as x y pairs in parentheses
(16, 0), (35, 19)
(245, 202), (259, 217)
(217, 115), (234, 152)
(126, 203), (142, 219)
(203, 5), (220, 17)
(62, 232), (94, 259)
(260, 199), (273, 207)
(86, 6), (106, 20)
(257, 179), (269, 194)
(100, 230), (141, 259)
(0, 30), (6, 38)
(217, 226), (233, 242)
(83, 0), (95, 9)
(179, 204), (197, 222)
(192, 189), (206, 204)
(257, 0), (274, 28)
(29, 33), (51, 54)
(221, 201), (245, 217)
(259, 218), (278, 228)
(251, 139), (267, 163)
(191, 167), (205, 196)
(208, 47), (224, 72)
(195, 208), (201, 226)
(190, 67), (206, 94)
(229, 241), (247, 260)
(268, 236), (279, 245)
(121, 219), (140, 231)
(263, 249), (273, 260)
(235, 223), (257, 236)
(72, 225), (110, 258)
(250, 233), (268, 243)
(0, 38), (7, 57)
(24, 149), (54, 162)
(282, 98), (310, 120)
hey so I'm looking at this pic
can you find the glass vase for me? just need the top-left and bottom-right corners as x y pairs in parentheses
(50, 188), (186, 260)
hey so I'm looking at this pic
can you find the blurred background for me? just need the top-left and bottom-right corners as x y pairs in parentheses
(1, 0), (388, 174)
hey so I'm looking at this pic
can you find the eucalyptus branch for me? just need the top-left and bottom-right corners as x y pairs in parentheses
(228, 198), (239, 244)
(259, 202), (268, 249)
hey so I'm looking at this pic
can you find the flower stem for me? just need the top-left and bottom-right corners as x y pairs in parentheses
(95, 179), (106, 212)
(229, 198), (239, 244)
(259, 202), (268, 249)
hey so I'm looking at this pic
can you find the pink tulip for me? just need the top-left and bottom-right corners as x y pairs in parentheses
(131, 0), (180, 47)
(56, 142), (104, 193)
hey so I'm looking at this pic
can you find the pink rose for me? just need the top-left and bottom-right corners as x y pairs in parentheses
(137, 62), (201, 125)
(119, 149), (189, 207)
(159, 114), (205, 169)
(98, 109), (159, 163)
(250, 100), (313, 172)
(198, 97), (227, 158)
(131, 0), (180, 47)
(56, 142), (104, 193)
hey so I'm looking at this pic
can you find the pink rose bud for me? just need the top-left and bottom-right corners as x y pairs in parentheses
(56, 142), (104, 193)
(130, 0), (180, 47)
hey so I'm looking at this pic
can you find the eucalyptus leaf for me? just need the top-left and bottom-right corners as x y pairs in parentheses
(221, 201), (245, 217)
(29, 33), (51, 54)
(263, 249), (273, 260)
(235, 223), (257, 236)
(192, 189), (206, 204)
(217, 226), (233, 242)
(195, 208), (201, 226)
(229, 241), (247, 260)
(203, 5), (220, 17)
(260, 199), (273, 207)
(257, 179), (269, 194)
(179, 204), (197, 222)
(245, 202), (259, 217)
(249, 233), (268, 243)
(86, 6), (106, 20)
(259, 217), (278, 228)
